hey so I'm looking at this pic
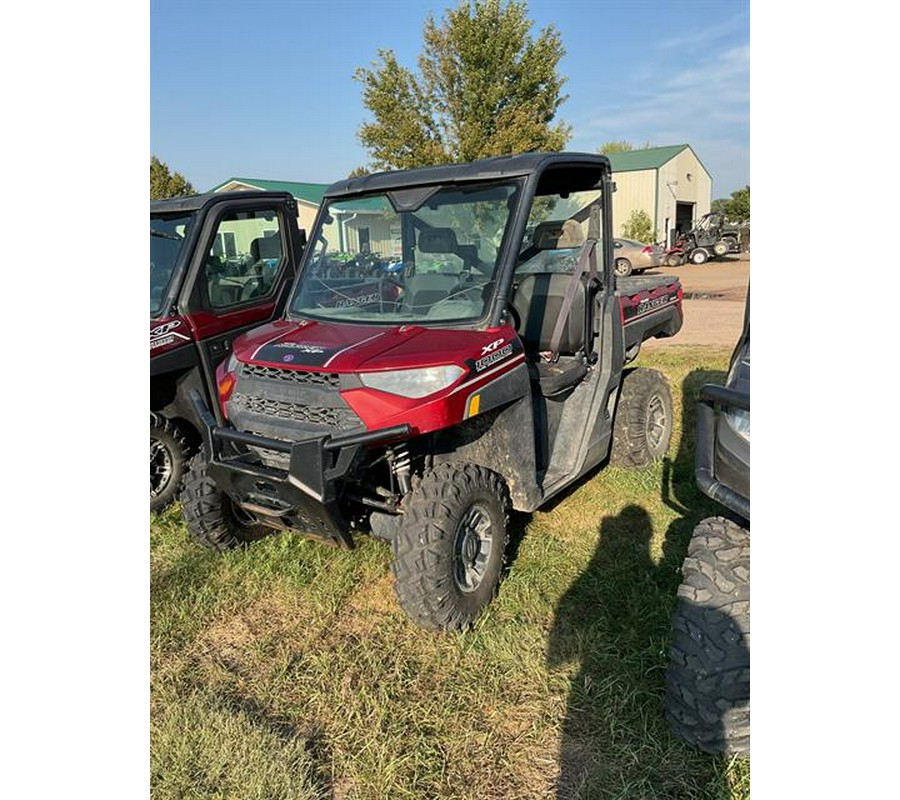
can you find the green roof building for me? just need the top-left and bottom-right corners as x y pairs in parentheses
(211, 178), (332, 236)
(603, 144), (712, 245)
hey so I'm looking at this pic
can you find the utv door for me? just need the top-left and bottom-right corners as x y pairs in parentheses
(179, 197), (302, 410)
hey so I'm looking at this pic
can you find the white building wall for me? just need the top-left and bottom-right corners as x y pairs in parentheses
(657, 148), (711, 236)
(610, 169), (657, 240)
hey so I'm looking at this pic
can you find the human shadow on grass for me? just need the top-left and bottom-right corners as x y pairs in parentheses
(546, 368), (746, 798)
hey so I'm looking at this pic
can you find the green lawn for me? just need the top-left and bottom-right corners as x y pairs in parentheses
(150, 346), (749, 800)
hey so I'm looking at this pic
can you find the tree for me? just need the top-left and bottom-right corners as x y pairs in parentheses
(151, 155), (195, 200)
(710, 198), (728, 215)
(347, 166), (371, 179)
(354, 0), (570, 171)
(621, 209), (655, 243)
(597, 140), (653, 154)
(724, 185), (749, 223)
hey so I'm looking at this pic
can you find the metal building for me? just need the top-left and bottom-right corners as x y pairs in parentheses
(606, 144), (712, 245)
(211, 178), (329, 238)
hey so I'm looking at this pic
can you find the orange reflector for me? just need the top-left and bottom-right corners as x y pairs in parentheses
(218, 373), (236, 403)
(468, 394), (481, 417)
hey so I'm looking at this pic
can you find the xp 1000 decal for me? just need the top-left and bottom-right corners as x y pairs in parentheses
(150, 319), (190, 350)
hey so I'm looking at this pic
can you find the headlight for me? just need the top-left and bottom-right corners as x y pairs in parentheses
(725, 407), (750, 441)
(360, 365), (465, 398)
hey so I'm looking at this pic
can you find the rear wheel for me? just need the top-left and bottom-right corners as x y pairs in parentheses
(690, 249), (709, 265)
(180, 447), (270, 551)
(665, 253), (684, 267)
(614, 257), (633, 277)
(151, 416), (189, 513)
(666, 517), (750, 754)
(712, 240), (729, 257)
(610, 368), (673, 467)
(391, 463), (510, 631)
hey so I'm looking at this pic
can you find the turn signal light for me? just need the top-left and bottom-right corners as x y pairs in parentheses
(218, 373), (236, 406)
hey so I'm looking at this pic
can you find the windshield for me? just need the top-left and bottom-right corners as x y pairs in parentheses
(289, 182), (520, 325)
(151, 214), (193, 315)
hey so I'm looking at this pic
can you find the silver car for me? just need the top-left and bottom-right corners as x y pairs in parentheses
(613, 238), (664, 277)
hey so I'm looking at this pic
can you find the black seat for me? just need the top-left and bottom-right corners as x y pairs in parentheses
(250, 233), (282, 264)
(510, 273), (590, 396)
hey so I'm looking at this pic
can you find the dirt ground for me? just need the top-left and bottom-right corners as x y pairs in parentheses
(643, 253), (750, 349)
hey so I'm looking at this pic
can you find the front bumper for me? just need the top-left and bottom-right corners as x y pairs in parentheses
(189, 390), (409, 547)
(694, 384), (750, 522)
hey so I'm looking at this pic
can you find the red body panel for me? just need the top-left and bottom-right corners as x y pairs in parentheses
(230, 319), (525, 436)
(150, 300), (278, 359)
(619, 281), (683, 326)
(185, 302), (279, 343)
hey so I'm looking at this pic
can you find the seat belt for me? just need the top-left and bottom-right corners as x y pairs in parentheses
(547, 238), (598, 361)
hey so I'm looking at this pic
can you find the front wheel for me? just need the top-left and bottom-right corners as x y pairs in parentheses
(180, 447), (271, 551)
(151, 415), (189, 513)
(690, 248), (709, 265)
(609, 368), (673, 468)
(391, 463), (510, 631)
(666, 517), (750, 754)
(614, 257), (633, 277)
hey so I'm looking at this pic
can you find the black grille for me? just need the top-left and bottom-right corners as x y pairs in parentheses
(232, 393), (360, 429)
(241, 364), (340, 388)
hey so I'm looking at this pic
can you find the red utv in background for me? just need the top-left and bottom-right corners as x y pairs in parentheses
(150, 191), (306, 511)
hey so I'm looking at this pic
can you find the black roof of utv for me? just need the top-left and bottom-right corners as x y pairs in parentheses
(324, 152), (612, 199)
(150, 190), (294, 215)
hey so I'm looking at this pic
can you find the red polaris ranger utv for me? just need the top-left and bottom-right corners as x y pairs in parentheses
(181, 153), (684, 630)
(150, 191), (305, 511)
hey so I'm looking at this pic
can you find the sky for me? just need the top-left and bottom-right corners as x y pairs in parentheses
(150, 0), (749, 198)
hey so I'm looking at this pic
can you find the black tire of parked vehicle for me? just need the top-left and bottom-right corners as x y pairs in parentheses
(666, 517), (750, 754)
(180, 447), (270, 551)
(151, 415), (189, 513)
(391, 463), (510, 631)
(666, 253), (684, 267)
(614, 257), (633, 277)
(712, 240), (730, 257)
(609, 367), (673, 468)
(690, 249), (709, 265)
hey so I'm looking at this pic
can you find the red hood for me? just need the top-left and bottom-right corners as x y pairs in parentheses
(234, 318), (516, 373)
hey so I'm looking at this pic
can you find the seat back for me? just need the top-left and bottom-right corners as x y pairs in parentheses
(511, 273), (586, 355)
(250, 234), (282, 263)
(532, 219), (585, 250)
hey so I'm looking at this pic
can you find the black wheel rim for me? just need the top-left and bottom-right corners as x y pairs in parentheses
(453, 504), (494, 593)
(646, 394), (668, 452)
(150, 437), (173, 499)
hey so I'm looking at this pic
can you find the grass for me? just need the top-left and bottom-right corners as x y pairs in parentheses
(150, 347), (750, 800)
